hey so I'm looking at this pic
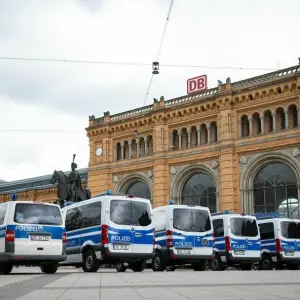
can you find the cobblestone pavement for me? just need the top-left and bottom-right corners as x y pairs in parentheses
(0, 267), (299, 300)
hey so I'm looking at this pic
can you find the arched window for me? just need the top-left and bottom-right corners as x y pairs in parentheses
(116, 143), (122, 161)
(147, 136), (153, 155)
(210, 122), (218, 143)
(172, 130), (179, 150)
(190, 126), (198, 147)
(182, 173), (217, 213)
(123, 141), (129, 159)
(241, 115), (249, 137)
(181, 128), (188, 148)
(126, 181), (151, 200)
(275, 107), (285, 130)
(288, 104), (298, 128)
(264, 110), (273, 132)
(253, 163), (299, 218)
(252, 113), (261, 135)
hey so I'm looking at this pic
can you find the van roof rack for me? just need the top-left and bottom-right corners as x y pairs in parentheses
(211, 210), (236, 216)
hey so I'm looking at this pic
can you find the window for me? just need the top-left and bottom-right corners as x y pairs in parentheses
(80, 202), (102, 229)
(0, 204), (7, 225)
(14, 203), (62, 225)
(173, 208), (211, 232)
(153, 210), (166, 232)
(280, 221), (300, 239)
(126, 181), (151, 200)
(110, 200), (151, 226)
(213, 219), (224, 237)
(66, 207), (82, 231)
(230, 217), (258, 237)
(258, 222), (275, 240)
(182, 173), (217, 213)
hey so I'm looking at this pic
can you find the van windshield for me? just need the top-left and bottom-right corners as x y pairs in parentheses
(110, 200), (151, 226)
(230, 217), (258, 237)
(0, 204), (7, 225)
(173, 208), (211, 232)
(280, 221), (300, 239)
(14, 203), (63, 225)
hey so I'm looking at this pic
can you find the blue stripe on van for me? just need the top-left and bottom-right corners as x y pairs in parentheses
(67, 226), (101, 237)
(0, 225), (6, 238)
(6, 225), (65, 240)
(214, 237), (260, 251)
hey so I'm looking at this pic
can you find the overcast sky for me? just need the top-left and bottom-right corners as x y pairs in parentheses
(0, 0), (300, 182)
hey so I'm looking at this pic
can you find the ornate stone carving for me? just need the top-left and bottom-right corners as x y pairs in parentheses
(239, 156), (248, 164)
(292, 148), (300, 157)
(147, 170), (153, 178)
(212, 160), (219, 169)
(113, 176), (119, 183)
(170, 167), (176, 175)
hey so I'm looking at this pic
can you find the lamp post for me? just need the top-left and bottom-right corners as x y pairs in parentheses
(152, 62), (159, 74)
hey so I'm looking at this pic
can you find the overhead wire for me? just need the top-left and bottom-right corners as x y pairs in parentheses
(143, 0), (174, 105)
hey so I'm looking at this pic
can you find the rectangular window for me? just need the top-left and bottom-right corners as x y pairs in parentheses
(213, 219), (224, 237)
(280, 221), (300, 239)
(110, 200), (151, 227)
(0, 204), (7, 225)
(14, 203), (62, 225)
(230, 217), (258, 237)
(153, 210), (166, 232)
(66, 207), (82, 232)
(173, 208), (211, 232)
(258, 222), (275, 240)
(80, 202), (102, 229)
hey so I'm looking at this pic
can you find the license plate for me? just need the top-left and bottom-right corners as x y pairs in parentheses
(30, 235), (50, 241)
(285, 251), (294, 256)
(234, 250), (245, 255)
(113, 244), (129, 250)
(177, 249), (192, 255)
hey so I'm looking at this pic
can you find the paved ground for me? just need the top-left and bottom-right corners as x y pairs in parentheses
(0, 267), (300, 300)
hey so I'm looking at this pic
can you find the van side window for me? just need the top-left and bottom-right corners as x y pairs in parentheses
(80, 202), (102, 228)
(154, 210), (166, 232)
(258, 222), (274, 240)
(0, 204), (7, 225)
(213, 219), (224, 237)
(66, 207), (82, 231)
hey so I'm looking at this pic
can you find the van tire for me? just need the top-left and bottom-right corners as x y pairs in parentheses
(210, 256), (225, 271)
(41, 263), (58, 274)
(131, 260), (146, 272)
(82, 249), (99, 272)
(260, 255), (273, 270)
(193, 260), (207, 271)
(0, 263), (13, 275)
(152, 252), (165, 272)
(116, 262), (126, 272)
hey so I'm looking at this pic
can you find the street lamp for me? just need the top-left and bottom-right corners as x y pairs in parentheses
(152, 62), (159, 74)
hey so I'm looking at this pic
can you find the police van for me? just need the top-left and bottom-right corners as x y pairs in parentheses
(60, 191), (154, 272)
(257, 213), (300, 270)
(210, 211), (261, 271)
(151, 202), (213, 272)
(0, 200), (66, 274)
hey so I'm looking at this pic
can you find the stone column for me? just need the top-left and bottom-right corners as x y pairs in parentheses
(272, 112), (276, 132)
(197, 128), (201, 146)
(284, 108), (289, 129)
(260, 115), (264, 134)
(128, 141), (132, 159)
(297, 108), (300, 127)
(114, 147), (117, 161)
(187, 129), (191, 147)
(178, 132), (182, 149)
(137, 140), (140, 157)
(145, 139), (148, 155)
(249, 118), (253, 136)
(207, 124), (211, 144)
(121, 142), (124, 160)
(238, 120), (242, 138)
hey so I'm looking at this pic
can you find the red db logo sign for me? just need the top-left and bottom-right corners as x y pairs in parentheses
(187, 75), (207, 95)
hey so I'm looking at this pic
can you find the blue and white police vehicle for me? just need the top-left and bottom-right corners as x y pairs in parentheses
(210, 211), (261, 271)
(257, 212), (300, 270)
(151, 201), (213, 271)
(0, 199), (66, 274)
(60, 191), (154, 272)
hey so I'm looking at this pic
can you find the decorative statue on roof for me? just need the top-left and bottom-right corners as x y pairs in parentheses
(51, 154), (91, 208)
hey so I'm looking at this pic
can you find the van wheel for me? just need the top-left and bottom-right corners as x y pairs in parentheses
(131, 260), (146, 272)
(82, 249), (99, 272)
(260, 255), (273, 270)
(152, 252), (165, 272)
(0, 263), (13, 275)
(116, 262), (126, 272)
(193, 260), (207, 271)
(41, 263), (58, 274)
(211, 256), (225, 271)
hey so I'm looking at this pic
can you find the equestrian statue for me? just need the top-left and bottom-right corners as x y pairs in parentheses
(51, 154), (91, 208)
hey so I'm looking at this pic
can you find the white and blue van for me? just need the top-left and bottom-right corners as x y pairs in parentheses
(210, 211), (261, 271)
(0, 200), (66, 274)
(151, 202), (213, 272)
(257, 212), (300, 270)
(60, 191), (154, 272)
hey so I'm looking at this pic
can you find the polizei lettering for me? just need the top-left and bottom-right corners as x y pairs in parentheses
(111, 235), (131, 242)
(232, 244), (246, 249)
(174, 241), (193, 247)
(15, 225), (43, 232)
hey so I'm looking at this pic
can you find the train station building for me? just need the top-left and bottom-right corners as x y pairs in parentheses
(1, 60), (300, 218)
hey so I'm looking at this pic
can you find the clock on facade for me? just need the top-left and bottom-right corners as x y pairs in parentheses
(96, 147), (103, 157)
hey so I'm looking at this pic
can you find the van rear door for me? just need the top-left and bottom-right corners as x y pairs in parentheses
(279, 220), (300, 259)
(11, 203), (64, 256)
